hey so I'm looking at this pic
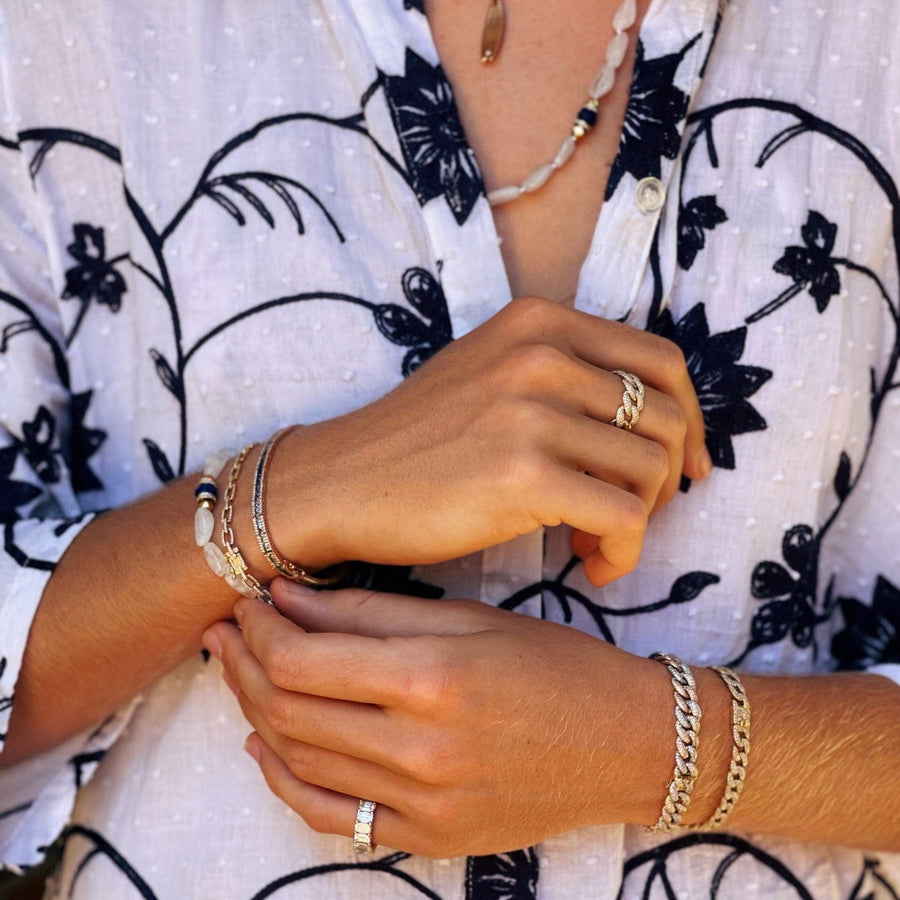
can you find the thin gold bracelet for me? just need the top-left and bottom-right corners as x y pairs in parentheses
(250, 426), (346, 587)
(698, 666), (750, 830)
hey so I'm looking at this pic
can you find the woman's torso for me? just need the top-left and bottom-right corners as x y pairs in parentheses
(0, 0), (898, 896)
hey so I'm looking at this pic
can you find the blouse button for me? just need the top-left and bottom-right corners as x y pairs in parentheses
(635, 176), (666, 213)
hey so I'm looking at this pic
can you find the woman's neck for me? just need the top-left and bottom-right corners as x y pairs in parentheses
(425, 0), (651, 303)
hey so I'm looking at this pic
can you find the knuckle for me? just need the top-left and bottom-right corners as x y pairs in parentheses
(260, 689), (296, 735)
(503, 395), (549, 436)
(654, 336), (688, 379)
(415, 788), (454, 826)
(506, 342), (567, 385)
(284, 742), (316, 782)
(616, 493), (649, 538)
(657, 393), (687, 441)
(396, 639), (460, 713)
(503, 294), (557, 331)
(499, 444), (549, 494)
(258, 636), (299, 690)
(394, 738), (443, 782)
(643, 440), (670, 487)
(393, 726), (463, 788)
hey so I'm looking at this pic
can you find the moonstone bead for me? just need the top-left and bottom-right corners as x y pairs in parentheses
(203, 542), (229, 577)
(522, 163), (555, 192)
(482, 0), (636, 209)
(606, 31), (629, 68)
(203, 449), (232, 478)
(194, 506), (215, 547)
(613, 0), (637, 31)
(224, 572), (247, 595)
(589, 64), (616, 99)
(487, 184), (523, 206)
(230, 577), (256, 599)
(553, 136), (577, 168)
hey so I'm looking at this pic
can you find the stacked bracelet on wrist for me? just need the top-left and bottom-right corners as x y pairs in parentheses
(250, 427), (345, 587)
(647, 652), (751, 834)
(194, 429), (346, 605)
(194, 444), (273, 606)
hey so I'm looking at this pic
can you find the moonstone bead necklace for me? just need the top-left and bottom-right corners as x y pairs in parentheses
(486, 0), (637, 207)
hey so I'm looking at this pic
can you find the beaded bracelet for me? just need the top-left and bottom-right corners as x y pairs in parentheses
(647, 652), (702, 833)
(250, 426), (347, 587)
(699, 666), (750, 830)
(194, 444), (273, 605)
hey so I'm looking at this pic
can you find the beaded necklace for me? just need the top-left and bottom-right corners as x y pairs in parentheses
(483, 0), (638, 207)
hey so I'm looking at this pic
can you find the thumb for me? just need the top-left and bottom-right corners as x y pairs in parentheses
(270, 579), (484, 638)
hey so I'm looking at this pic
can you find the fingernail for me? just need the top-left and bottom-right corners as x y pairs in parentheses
(277, 579), (318, 599)
(244, 734), (261, 763)
(203, 627), (222, 659)
(697, 445), (713, 478)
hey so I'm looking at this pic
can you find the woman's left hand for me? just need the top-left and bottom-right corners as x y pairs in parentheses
(204, 580), (670, 858)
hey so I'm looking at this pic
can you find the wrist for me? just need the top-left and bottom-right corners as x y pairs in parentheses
(584, 650), (743, 832)
(234, 425), (346, 579)
(580, 650), (675, 827)
(676, 664), (736, 827)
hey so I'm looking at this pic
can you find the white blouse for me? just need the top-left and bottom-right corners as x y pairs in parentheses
(1, 0), (899, 897)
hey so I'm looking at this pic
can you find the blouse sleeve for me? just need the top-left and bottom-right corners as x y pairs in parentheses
(0, 128), (133, 872)
(868, 665), (900, 687)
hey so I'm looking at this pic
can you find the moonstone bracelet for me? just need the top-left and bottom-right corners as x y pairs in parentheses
(195, 444), (273, 605)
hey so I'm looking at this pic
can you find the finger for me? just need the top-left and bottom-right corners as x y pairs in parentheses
(570, 528), (599, 560)
(593, 530), (643, 585)
(582, 545), (630, 587)
(542, 404), (670, 512)
(566, 315), (711, 480)
(531, 352), (692, 510)
(237, 706), (415, 812)
(207, 601), (407, 712)
(268, 582), (496, 639)
(245, 732), (408, 853)
(571, 529), (640, 587)
(218, 629), (425, 773)
(586, 368), (687, 509)
(229, 592), (488, 728)
(526, 464), (648, 565)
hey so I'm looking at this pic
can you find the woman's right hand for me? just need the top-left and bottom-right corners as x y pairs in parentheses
(265, 296), (711, 586)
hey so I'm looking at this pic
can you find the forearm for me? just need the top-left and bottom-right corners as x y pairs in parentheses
(0, 475), (236, 766)
(714, 670), (899, 850)
(639, 666), (900, 851)
(210, 585), (900, 857)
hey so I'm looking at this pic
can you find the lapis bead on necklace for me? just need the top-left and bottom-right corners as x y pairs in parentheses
(577, 105), (598, 128)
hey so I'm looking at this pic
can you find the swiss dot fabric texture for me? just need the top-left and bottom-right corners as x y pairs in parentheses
(0, 1), (899, 898)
